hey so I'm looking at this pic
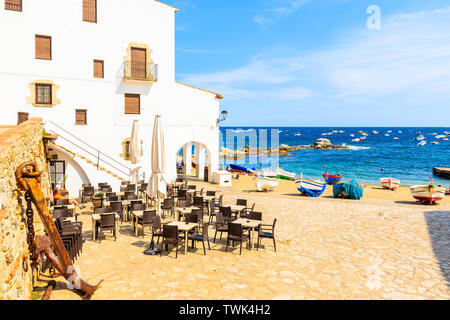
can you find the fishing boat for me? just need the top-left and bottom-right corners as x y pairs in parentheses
(372, 130), (379, 135)
(276, 168), (296, 181)
(380, 177), (400, 190)
(393, 137), (399, 140)
(323, 171), (343, 185)
(229, 164), (254, 174)
(414, 132), (425, 141)
(417, 141), (427, 146)
(295, 174), (327, 197)
(352, 138), (361, 142)
(410, 179), (446, 204)
(254, 175), (278, 192)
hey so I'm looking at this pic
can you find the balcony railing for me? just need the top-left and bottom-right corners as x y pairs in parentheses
(123, 60), (158, 82)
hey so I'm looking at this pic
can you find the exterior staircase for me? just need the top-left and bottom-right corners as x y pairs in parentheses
(45, 121), (131, 183)
(48, 142), (127, 181)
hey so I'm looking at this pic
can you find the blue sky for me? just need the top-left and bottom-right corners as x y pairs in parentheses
(167, 0), (450, 127)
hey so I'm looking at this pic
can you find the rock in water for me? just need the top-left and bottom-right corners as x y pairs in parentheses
(313, 138), (332, 149)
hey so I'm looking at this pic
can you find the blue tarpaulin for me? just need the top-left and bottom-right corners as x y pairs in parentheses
(333, 180), (363, 200)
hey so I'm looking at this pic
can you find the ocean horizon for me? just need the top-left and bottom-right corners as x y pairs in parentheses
(219, 126), (450, 187)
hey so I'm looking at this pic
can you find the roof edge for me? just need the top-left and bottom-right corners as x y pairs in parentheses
(154, 0), (179, 12)
(176, 82), (224, 100)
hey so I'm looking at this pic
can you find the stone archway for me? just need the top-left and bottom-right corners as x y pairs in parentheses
(176, 141), (211, 180)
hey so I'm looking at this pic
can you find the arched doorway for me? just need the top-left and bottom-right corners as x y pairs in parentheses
(176, 141), (211, 180)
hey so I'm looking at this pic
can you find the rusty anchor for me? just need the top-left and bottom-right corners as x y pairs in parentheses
(16, 161), (102, 299)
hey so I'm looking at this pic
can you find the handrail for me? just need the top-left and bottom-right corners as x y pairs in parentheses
(50, 131), (130, 178)
(47, 120), (131, 171)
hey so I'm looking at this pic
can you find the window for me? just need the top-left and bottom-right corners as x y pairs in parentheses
(83, 0), (97, 23)
(125, 94), (140, 114)
(93, 59), (104, 78)
(75, 109), (87, 125)
(5, 0), (22, 11)
(49, 161), (65, 189)
(130, 47), (147, 80)
(35, 35), (52, 60)
(35, 84), (52, 105)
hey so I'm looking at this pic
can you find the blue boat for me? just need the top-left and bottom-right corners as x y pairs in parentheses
(229, 164), (254, 174)
(295, 176), (327, 197)
(323, 171), (343, 185)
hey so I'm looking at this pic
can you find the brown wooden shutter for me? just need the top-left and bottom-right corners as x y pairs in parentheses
(5, 0), (22, 11)
(35, 84), (52, 104)
(131, 47), (147, 79)
(75, 110), (87, 125)
(93, 60), (104, 78)
(83, 0), (97, 23)
(125, 94), (140, 114)
(35, 35), (52, 60)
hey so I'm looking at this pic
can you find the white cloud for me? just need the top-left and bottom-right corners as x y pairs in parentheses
(180, 6), (450, 109)
(254, 0), (310, 26)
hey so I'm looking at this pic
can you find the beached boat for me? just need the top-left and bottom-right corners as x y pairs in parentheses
(380, 177), (400, 190)
(276, 168), (296, 181)
(410, 180), (446, 204)
(323, 171), (343, 185)
(295, 175), (327, 197)
(229, 164), (254, 174)
(254, 175), (278, 192)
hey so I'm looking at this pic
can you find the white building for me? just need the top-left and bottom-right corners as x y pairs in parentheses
(0, 0), (223, 196)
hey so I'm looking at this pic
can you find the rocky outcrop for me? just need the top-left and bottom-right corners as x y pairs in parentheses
(220, 139), (349, 159)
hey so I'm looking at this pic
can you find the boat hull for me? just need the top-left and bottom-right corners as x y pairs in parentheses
(230, 164), (253, 174)
(254, 176), (278, 192)
(296, 179), (327, 197)
(276, 168), (296, 181)
(410, 185), (446, 204)
(323, 174), (343, 185)
(380, 178), (400, 190)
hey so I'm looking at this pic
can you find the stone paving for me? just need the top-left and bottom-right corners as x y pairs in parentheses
(33, 181), (450, 300)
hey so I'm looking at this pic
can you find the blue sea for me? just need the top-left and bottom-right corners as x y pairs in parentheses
(219, 127), (450, 187)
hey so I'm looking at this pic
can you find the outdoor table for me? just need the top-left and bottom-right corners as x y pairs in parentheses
(91, 213), (120, 241)
(166, 221), (198, 255)
(51, 204), (76, 210)
(175, 206), (201, 221)
(232, 218), (263, 249)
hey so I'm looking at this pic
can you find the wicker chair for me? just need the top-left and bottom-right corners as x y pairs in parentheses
(96, 213), (117, 242)
(226, 223), (250, 255)
(213, 212), (228, 243)
(109, 201), (124, 222)
(189, 223), (211, 255)
(257, 219), (277, 252)
(81, 186), (95, 203)
(150, 215), (163, 245)
(160, 225), (179, 258)
(136, 210), (156, 238)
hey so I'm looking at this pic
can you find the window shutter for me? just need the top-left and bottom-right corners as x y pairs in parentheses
(35, 35), (52, 60)
(5, 0), (22, 11)
(75, 110), (87, 125)
(125, 94), (140, 114)
(130, 47), (147, 79)
(93, 60), (104, 78)
(83, 0), (97, 23)
(35, 84), (52, 104)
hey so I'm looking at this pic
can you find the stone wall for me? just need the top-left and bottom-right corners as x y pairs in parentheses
(0, 118), (50, 300)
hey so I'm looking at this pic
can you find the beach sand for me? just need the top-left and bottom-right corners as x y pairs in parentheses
(34, 176), (450, 300)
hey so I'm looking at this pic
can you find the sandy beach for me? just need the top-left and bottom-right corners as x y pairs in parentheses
(32, 175), (450, 300)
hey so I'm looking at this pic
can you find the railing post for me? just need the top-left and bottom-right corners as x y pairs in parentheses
(97, 151), (100, 170)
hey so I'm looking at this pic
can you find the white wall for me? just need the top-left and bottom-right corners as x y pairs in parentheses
(0, 0), (221, 193)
